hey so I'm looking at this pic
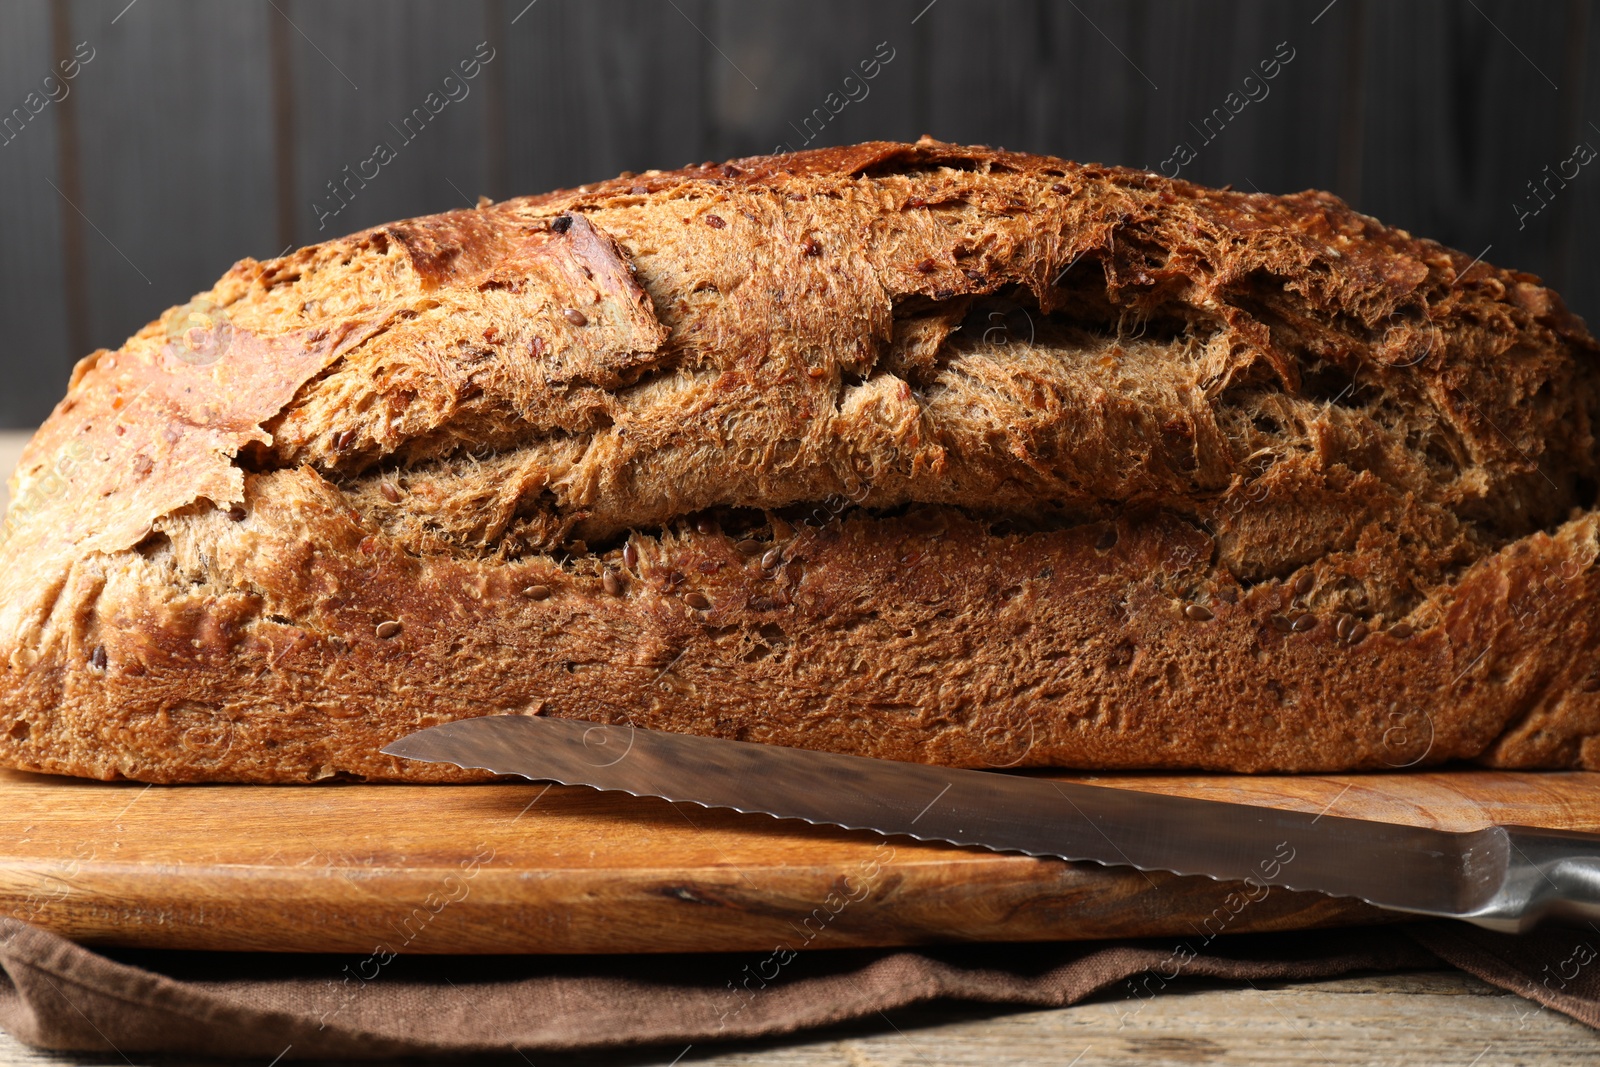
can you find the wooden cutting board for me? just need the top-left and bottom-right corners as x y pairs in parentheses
(3, 767), (1599, 954)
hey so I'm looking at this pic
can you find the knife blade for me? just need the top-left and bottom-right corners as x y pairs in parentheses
(382, 715), (1600, 932)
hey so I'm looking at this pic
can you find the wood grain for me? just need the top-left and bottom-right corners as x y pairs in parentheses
(710, 1), (920, 159)
(1151, 0), (1356, 195)
(645, 971), (1600, 1067)
(280, 0), (494, 243)
(0, 763), (1597, 955)
(67, 0), (279, 357)
(0, 970), (1595, 1065)
(0, 1), (72, 429)
(1568, 0), (1600, 335)
(496, 0), (710, 193)
(1359, 0), (1574, 284)
(1074, 767), (1600, 830)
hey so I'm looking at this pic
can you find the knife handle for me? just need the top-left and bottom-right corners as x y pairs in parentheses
(1472, 826), (1600, 933)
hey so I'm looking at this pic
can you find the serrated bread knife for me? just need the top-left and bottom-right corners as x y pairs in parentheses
(383, 715), (1600, 933)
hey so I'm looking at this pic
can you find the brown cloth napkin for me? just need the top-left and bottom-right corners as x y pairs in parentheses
(0, 917), (1596, 1058)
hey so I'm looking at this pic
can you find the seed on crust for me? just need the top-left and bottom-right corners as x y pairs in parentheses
(1183, 603), (1214, 621)
(563, 308), (588, 326)
(375, 620), (402, 639)
(685, 592), (711, 610)
(1336, 614), (1369, 645)
(523, 584), (551, 600)
(602, 570), (624, 596)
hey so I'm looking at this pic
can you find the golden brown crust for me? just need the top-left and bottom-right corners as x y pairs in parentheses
(0, 137), (1596, 782)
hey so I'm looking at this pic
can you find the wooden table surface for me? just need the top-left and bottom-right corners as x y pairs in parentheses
(2, 429), (1599, 1062)
(0, 971), (1591, 1065)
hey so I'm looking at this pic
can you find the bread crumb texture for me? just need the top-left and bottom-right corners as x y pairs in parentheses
(1, 138), (1596, 782)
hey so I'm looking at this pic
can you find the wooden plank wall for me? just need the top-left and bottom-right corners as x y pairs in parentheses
(0, 0), (1594, 427)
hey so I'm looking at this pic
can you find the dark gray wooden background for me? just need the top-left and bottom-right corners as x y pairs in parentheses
(1, 0), (1596, 428)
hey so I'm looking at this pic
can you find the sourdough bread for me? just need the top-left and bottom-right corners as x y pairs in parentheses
(2, 137), (1597, 782)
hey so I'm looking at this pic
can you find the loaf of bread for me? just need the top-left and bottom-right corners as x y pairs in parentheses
(1, 137), (1597, 783)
